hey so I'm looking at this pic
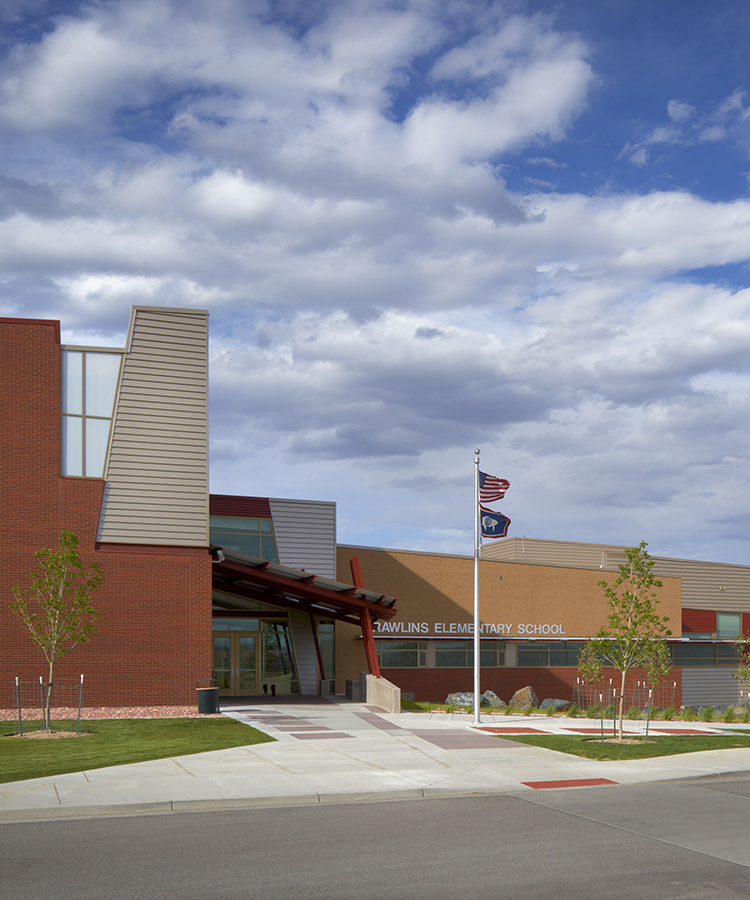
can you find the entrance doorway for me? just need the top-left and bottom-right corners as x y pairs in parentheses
(213, 633), (257, 696)
(212, 618), (299, 697)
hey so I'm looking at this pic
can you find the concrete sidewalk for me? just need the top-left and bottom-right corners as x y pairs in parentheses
(2, 697), (750, 822)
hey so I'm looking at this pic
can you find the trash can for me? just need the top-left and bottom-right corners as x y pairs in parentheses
(196, 686), (220, 714)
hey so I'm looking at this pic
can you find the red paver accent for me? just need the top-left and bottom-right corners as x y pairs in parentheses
(355, 712), (403, 731)
(408, 730), (507, 749)
(292, 732), (353, 740)
(248, 717), (302, 723)
(477, 727), (545, 734)
(273, 725), (330, 731)
(523, 778), (618, 789)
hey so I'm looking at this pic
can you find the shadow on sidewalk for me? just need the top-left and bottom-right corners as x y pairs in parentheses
(219, 696), (336, 708)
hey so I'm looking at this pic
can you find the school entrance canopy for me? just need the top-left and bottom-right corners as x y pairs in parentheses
(211, 547), (397, 678)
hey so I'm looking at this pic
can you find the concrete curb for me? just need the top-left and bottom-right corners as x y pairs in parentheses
(3, 768), (750, 823)
(0, 787), (515, 823)
(651, 768), (750, 785)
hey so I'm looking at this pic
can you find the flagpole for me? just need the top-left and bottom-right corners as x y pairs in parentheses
(473, 448), (481, 725)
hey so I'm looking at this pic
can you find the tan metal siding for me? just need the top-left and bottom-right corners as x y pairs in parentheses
(682, 669), (741, 707)
(483, 537), (610, 569)
(483, 537), (750, 615)
(268, 498), (336, 579)
(97, 307), (209, 546)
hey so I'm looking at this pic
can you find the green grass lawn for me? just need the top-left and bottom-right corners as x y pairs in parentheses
(0, 717), (275, 784)
(501, 732), (750, 761)
(401, 700), (459, 712)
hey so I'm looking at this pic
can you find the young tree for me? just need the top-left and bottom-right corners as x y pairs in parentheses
(732, 637), (750, 685)
(10, 531), (103, 731)
(578, 541), (672, 740)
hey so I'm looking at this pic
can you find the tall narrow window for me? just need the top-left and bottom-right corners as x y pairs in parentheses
(61, 349), (123, 477)
(318, 621), (336, 680)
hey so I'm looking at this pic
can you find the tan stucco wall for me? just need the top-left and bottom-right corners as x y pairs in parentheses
(335, 545), (682, 689)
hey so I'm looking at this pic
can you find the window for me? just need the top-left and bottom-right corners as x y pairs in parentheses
(212, 618), (260, 631)
(672, 643), (740, 667)
(716, 613), (741, 640)
(375, 641), (427, 668)
(210, 515), (278, 562)
(435, 641), (469, 667)
(434, 641), (505, 667)
(262, 620), (297, 681)
(61, 349), (123, 476)
(517, 642), (582, 667)
(318, 620), (335, 680)
(480, 641), (505, 667)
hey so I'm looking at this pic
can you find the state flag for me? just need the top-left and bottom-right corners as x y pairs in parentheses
(480, 505), (511, 538)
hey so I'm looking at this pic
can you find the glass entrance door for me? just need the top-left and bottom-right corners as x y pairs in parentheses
(236, 635), (257, 694)
(213, 632), (258, 696)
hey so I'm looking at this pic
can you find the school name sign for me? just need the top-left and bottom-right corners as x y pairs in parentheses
(374, 621), (568, 637)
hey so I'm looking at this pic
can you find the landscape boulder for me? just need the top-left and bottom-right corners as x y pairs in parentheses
(445, 692), (475, 707)
(481, 690), (506, 708)
(444, 691), (506, 708)
(509, 685), (539, 710)
(540, 698), (571, 712)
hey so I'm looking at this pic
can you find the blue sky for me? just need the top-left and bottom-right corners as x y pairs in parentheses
(3, 0), (750, 565)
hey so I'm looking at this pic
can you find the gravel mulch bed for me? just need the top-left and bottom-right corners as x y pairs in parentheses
(0, 706), (222, 720)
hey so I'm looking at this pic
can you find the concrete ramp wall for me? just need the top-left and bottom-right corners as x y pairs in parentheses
(365, 675), (401, 714)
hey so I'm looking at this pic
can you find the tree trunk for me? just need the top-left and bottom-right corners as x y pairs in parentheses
(45, 656), (55, 733)
(618, 668), (627, 740)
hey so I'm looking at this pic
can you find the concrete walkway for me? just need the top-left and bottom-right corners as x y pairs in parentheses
(2, 697), (750, 822)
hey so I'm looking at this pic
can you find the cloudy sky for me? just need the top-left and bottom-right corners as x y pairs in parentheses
(3, 0), (750, 564)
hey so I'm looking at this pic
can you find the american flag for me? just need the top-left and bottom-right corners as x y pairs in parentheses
(479, 471), (510, 503)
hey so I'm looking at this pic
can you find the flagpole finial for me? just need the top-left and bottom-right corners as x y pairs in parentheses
(474, 448), (480, 456)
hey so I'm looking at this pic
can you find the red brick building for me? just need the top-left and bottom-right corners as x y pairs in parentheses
(1, 311), (213, 708)
(0, 307), (393, 710)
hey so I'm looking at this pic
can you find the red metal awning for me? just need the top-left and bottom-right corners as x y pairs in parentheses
(211, 547), (397, 627)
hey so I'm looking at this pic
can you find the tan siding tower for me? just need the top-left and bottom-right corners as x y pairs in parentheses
(97, 306), (209, 547)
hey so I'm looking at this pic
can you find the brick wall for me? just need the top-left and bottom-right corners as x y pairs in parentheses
(0, 319), (213, 709)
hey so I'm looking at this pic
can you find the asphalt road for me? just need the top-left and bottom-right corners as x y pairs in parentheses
(3, 780), (750, 899)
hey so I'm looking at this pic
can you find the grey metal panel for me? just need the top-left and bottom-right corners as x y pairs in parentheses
(483, 537), (750, 615)
(681, 669), (741, 707)
(97, 306), (209, 547)
(269, 498), (336, 579)
(287, 608), (320, 696)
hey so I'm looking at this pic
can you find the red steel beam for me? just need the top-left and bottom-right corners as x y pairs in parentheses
(213, 560), (396, 620)
(360, 609), (381, 677)
(350, 555), (364, 588)
(309, 609), (326, 682)
(212, 577), (363, 627)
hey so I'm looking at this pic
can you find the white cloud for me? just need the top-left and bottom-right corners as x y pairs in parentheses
(619, 142), (649, 167)
(3, 1), (750, 562)
(667, 99), (695, 123)
(621, 88), (750, 165)
(527, 156), (567, 168)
